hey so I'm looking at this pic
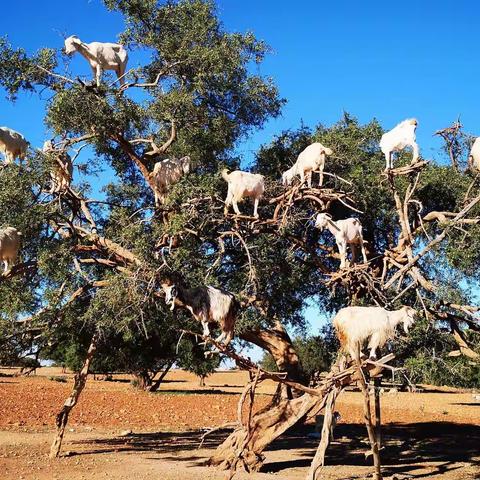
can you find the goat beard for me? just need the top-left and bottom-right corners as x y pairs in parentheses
(403, 323), (410, 334)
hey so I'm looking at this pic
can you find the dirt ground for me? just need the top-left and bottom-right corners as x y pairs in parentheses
(0, 367), (479, 480)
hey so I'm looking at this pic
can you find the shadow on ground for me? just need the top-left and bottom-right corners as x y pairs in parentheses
(70, 422), (480, 478)
(152, 389), (239, 395)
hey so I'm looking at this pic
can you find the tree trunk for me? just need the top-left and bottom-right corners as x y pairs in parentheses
(306, 386), (341, 480)
(133, 370), (153, 390)
(357, 365), (382, 480)
(209, 389), (326, 471)
(49, 333), (98, 458)
(148, 361), (174, 393)
(210, 322), (312, 470)
(240, 321), (303, 384)
(199, 375), (206, 387)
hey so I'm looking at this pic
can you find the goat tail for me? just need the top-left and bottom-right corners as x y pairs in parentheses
(221, 168), (230, 183)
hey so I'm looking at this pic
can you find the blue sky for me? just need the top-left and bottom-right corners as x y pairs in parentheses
(1, 1), (478, 159)
(1, 0), (479, 342)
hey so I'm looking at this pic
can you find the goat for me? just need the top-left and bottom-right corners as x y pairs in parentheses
(151, 156), (191, 205)
(64, 35), (128, 87)
(42, 140), (73, 193)
(0, 127), (28, 164)
(160, 278), (238, 350)
(380, 118), (419, 169)
(315, 213), (367, 269)
(333, 305), (416, 361)
(281, 164), (298, 187)
(222, 169), (265, 218)
(0, 227), (22, 274)
(469, 137), (480, 172)
(283, 142), (333, 188)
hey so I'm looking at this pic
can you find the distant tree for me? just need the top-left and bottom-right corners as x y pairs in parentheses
(176, 338), (220, 386)
(259, 326), (338, 384)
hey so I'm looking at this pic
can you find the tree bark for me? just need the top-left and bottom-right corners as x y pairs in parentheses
(357, 364), (382, 480)
(306, 386), (340, 480)
(210, 322), (314, 470)
(148, 361), (174, 393)
(209, 389), (326, 471)
(112, 133), (157, 190)
(49, 333), (98, 458)
(240, 321), (303, 384)
(373, 377), (382, 449)
(133, 370), (152, 390)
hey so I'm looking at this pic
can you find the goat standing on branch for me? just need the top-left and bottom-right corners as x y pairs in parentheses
(380, 118), (419, 170)
(160, 277), (239, 351)
(315, 213), (367, 269)
(283, 142), (333, 187)
(0, 227), (22, 274)
(469, 137), (480, 172)
(333, 305), (416, 361)
(42, 140), (73, 193)
(0, 127), (28, 164)
(281, 164), (298, 187)
(64, 35), (128, 87)
(222, 169), (265, 218)
(151, 156), (191, 205)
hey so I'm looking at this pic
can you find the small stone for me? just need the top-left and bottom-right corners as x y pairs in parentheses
(119, 429), (132, 437)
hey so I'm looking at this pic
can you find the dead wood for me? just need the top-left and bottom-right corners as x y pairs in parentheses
(356, 360), (383, 480)
(49, 333), (98, 458)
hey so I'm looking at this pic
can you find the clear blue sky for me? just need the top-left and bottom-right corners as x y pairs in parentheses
(1, 0), (479, 339)
(1, 0), (478, 160)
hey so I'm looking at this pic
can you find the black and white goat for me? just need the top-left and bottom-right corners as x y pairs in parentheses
(160, 278), (238, 350)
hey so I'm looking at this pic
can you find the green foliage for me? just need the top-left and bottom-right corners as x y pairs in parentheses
(405, 354), (480, 388)
(176, 337), (220, 380)
(0, 0), (478, 392)
(0, 37), (56, 99)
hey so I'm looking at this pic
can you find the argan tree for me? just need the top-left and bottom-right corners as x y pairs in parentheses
(0, 0), (478, 474)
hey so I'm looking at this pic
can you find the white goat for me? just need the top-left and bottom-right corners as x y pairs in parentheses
(380, 118), (419, 169)
(468, 137), (480, 172)
(333, 305), (416, 361)
(222, 169), (265, 218)
(281, 164), (298, 187)
(0, 227), (22, 274)
(161, 278), (238, 350)
(42, 140), (73, 193)
(282, 142), (333, 188)
(0, 127), (28, 164)
(315, 213), (367, 269)
(64, 35), (128, 87)
(151, 156), (191, 205)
